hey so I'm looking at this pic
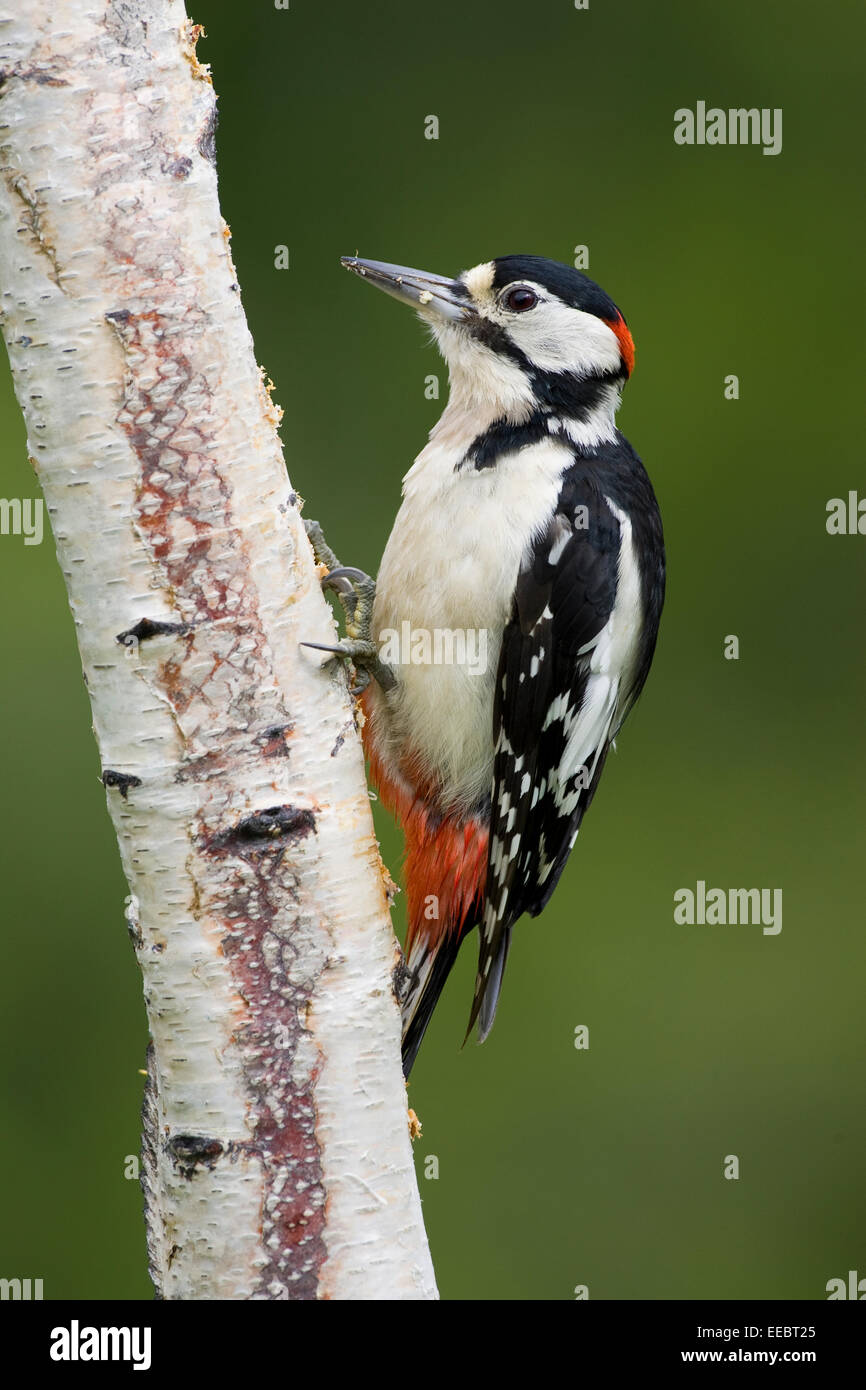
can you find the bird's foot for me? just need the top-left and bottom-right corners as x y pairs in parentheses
(301, 519), (395, 694)
(301, 634), (395, 696)
(304, 518), (343, 576)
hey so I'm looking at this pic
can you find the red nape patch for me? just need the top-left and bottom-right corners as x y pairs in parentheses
(604, 314), (635, 377)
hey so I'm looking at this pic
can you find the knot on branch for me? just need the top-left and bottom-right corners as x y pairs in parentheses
(102, 769), (142, 800)
(166, 1134), (224, 1181)
(115, 616), (194, 646)
(209, 806), (316, 855)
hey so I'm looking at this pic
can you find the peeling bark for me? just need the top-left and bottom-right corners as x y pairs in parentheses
(0, 0), (437, 1300)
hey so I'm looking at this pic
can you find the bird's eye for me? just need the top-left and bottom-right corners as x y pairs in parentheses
(503, 286), (538, 313)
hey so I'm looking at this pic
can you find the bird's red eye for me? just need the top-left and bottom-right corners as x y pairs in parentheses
(503, 286), (538, 312)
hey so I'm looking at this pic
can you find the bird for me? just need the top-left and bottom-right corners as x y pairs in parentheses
(304, 253), (665, 1077)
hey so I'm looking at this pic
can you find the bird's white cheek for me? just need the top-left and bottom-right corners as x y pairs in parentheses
(510, 306), (622, 378)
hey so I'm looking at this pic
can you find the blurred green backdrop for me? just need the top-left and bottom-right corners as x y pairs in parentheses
(1, 0), (863, 1301)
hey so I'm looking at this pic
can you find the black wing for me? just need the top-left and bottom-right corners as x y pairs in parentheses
(465, 465), (631, 1042)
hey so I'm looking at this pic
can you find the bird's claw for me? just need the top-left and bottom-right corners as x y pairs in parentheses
(321, 566), (377, 632)
(321, 566), (364, 600)
(301, 518), (395, 694)
(300, 636), (393, 696)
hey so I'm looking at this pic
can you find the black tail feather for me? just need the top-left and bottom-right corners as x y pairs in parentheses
(463, 920), (513, 1047)
(400, 932), (464, 1078)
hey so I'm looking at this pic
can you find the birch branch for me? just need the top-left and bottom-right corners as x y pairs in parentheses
(0, 0), (436, 1300)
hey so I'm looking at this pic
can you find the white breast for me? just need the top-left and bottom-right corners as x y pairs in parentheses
(371, 433), (574, 812)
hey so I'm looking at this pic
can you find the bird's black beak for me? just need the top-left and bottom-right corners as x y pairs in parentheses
(341, 256), (472, 322)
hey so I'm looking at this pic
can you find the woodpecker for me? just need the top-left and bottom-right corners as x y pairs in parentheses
(305, 253), (665, 1077)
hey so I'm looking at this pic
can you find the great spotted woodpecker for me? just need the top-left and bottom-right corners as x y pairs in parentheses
(305, 253), (665, 1077)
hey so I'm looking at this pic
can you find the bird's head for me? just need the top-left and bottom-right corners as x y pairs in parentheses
(341, 253), (634, 430)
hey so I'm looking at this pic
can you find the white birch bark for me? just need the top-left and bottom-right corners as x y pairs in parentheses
(0, 0), (436, 1300)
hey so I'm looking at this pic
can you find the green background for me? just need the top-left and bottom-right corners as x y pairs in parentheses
(1, 0), (863, 1300)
